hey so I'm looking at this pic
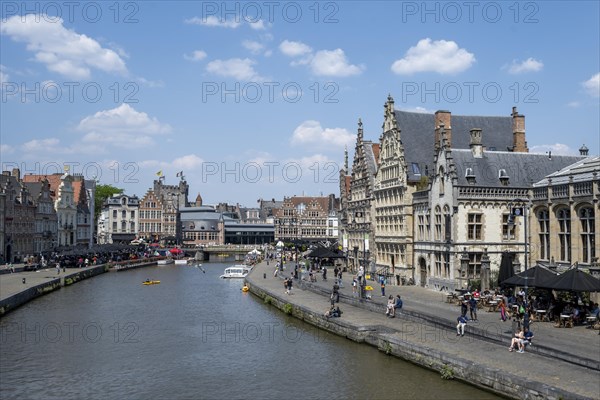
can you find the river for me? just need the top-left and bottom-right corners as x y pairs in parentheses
(0, 261), (501, 399)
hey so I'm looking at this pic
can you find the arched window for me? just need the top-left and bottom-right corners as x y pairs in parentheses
(434, 206), (442, 241)
(580, 207), (595, 263)
(557, 208), (571, 262)
(537, 209), (550, 260)
(443, 205), (451, 241)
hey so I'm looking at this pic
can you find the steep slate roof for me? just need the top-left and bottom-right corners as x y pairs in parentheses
(394, 110), (514, 182)
(533, 156), (600, 187)
(362, 141), (378, 178)
(23, 174), (63, 198)
(450, 149), (585, 187)
(22, 181), (43, 200)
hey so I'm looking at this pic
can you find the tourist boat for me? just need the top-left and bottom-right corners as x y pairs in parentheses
(219, 265), (252, 279)
(157, 258), (174, 265)
(142, 280), (161, 285)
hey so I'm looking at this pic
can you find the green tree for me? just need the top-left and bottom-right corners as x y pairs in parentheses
(94, 184), (124, 222)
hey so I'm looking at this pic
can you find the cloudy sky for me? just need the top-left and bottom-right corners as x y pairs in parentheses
(1, 1), (598, 205)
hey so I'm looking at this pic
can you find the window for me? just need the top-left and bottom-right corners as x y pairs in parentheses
(469, 253), (482, 279)
(112, 221), (117, 231)
(502, 214), (516, 240)
(417, 214), (425, 240)
(467, 213), (482, 240)
(112, 210), (117, 219)
(537, 209), (550, 260)
(439, 167), (445, 195)
(131, 222), (135, 232)
(122, 210), (126, 219)
(131, 211), (135, 219)
(443, 205), (451, 241)
(434, 253), (442, 276)
(434, 206), (442, 240)
(557, 208), (571, 262)
(443, 252), (450, 278)
(580, 207), (595, 263)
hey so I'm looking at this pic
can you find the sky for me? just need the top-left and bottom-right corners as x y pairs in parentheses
(1, 1), (599, 206)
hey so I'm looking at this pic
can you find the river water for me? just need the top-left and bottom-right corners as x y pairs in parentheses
(0, 261), (501, 399)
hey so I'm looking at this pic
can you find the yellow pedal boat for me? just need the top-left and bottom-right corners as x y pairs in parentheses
(142, 280), (161, 285)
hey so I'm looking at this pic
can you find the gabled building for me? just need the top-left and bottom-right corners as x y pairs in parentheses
(373, 95), (416, 284)
(414, 121), (584, 291)
(345, 119), (379, 272)
(274, 195), (339, 244)
(23, 178), (58, 254)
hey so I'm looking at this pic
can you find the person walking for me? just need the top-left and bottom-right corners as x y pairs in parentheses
(352, 277), (358, 297)
(380, 278), (386, 297)
(338, 271), (343, 288)
(460, 298), (468, 318)
(56, 262), (61, 275)
(499, 299), (507, 322)
(332, 282), (340, 303)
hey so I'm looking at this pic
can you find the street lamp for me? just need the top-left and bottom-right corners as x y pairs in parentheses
(508, 198), (530, 329)
(460, 247), (470, 289)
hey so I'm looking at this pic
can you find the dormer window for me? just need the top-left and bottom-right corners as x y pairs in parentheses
(465, 168), (476, 185)
(499, 169), (509, 185)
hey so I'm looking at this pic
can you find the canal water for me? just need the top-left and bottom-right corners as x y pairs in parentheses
(0, 262), (501, 400)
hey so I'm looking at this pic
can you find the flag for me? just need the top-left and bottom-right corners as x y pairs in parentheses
(156, 170), (163, 177)
(176, 171), (183, 177)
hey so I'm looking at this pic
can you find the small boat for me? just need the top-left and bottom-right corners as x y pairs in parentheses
(142, 280), (161, 285)
(174, 259), (188, 265)
(242, 284), (249, 292)
(157, 258), (174, 265)
(220, 265), (252, 279)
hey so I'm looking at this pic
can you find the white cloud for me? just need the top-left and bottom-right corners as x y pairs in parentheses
(0, 144), (15, 154)
(529, 143), (577, 156)
(184, 50), (208, 62)
(506, 57), (543, 74)
(1, 14), (127, 79)
(291, 120), (355, 151)
(391, 38), (475, 75)
(206, 58), (263, 81)
(248, 20), (268, 30)
(0, 65), (8, 83)
(77, 104), (172, 148)
(279, 40), (313, 57)
(399, 106), (434, 114)
(566, 101), (580, 108)
(22, 138), (60, 152)
(173, 154), (204, 169)
(242, 40), (265, 55)
(309, 49), (363, 77)
(583, 72), (600, 97)
(184, 16), (241, 28)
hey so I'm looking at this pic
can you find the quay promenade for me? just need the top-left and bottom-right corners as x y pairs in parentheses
(245, 261), (600, 400)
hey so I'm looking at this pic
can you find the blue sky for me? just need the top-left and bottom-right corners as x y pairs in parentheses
(1, 1), (599, 205)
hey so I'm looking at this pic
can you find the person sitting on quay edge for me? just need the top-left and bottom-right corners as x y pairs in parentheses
(456, 315), (468, 337)
(509, 328), (525, 352)
(394, 295), (403, 315)
(519, 327), (534, 352)
(325, 305), (342, 318)
(385, 295), (395, 317)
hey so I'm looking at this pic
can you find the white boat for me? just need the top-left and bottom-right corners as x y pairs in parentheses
(220, 265), (252, 279)
(157, 258), (174, 265)
(174, 259), (188, 265)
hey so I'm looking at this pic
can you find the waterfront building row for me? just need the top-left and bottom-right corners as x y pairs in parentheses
(339, 95), (598, 289)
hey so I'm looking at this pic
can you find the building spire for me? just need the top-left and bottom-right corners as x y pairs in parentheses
(344, 146), (348, 171)
(357, 118), (363, 141)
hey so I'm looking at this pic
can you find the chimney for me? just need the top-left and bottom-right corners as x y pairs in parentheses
(469, 128), (483, 158)
(11, 168), (20, 179)
(435, 110), (452, 149)
(579, 144), (589, 156)
(511, 106), (528, 152)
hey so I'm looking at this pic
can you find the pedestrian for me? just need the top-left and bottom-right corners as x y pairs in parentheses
(358, 266), (364, 284)
(287, 277), (293, 294)
(460, 298), (468, 318)
(352, 277), (358, 297)
(56, 262), (61, 275)
(380, 279), (386, 297)
(499, 298), (507, 322)
(332, 282), (340, 303)
(469, 295), (478, 321)
(456, 315), (468, 336)
(338, 270), (343, 288)
(284, 278), (289, 294)
(322, 267), (327, 281)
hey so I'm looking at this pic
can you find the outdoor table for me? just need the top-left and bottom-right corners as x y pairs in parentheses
(535, 310), (548, 322)
(487, 301), (498, 312)
(586, 316), (597, 328)
(445, 294), (455, 303)
(560, 314), (573, 328)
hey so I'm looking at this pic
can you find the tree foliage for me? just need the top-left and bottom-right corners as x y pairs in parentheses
(94, 184), (124, 221)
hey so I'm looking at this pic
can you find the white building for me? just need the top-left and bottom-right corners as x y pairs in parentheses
(98, 194), (140, 244)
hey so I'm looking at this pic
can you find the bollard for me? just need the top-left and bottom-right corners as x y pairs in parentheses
(263, 273), (266, 279)
(22, 277), (26, 284)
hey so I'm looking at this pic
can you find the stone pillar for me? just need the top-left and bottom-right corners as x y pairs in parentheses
(481, 248), (491, 292)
